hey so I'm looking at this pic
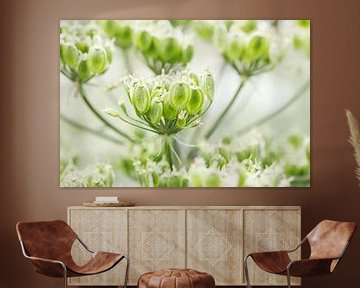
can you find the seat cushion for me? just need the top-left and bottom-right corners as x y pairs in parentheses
(138, 268), (215, 288)
(67, 252), (124, 276)
(250, 251), (291, 274)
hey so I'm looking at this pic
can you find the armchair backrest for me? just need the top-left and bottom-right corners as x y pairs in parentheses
(16, 220), (77, 261)
(307, 220), (356, 261)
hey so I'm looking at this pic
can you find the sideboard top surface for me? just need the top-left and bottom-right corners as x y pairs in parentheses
(68, 206), (301, 210)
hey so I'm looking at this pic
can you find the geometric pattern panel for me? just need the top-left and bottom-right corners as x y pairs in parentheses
(68, 208), (127, 286)
(128, 209), (186, 284)
(244, 209), (301, 286)
(187, 209), (243, 285)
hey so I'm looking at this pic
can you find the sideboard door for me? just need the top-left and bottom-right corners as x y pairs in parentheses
(128, 209), (186, 284)
(186, 209), (243, 285)
(243, 208), (301, 286)
(68, 208), (128, 286)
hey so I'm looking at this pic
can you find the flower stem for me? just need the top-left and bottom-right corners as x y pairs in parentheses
(205, 79), (247, 139)
(77, 82), (134, 143)
(60, 114), (123, 145)
(235, 78), (310, 136)
(163, 136), (173, 170)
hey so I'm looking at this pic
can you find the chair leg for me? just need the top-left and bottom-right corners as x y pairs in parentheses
(123, 255), (130, 288)
(62, 265), (68, 288)
(244, 255), (252, 288)
(286, 269), (291, 288)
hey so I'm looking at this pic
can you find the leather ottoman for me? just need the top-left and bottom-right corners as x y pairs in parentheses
(138, 268), (215, 288)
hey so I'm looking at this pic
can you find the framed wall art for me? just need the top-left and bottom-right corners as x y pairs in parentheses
(60, 20), (310, 187)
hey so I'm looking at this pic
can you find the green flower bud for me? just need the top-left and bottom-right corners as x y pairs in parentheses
(176, 112), (187, 128)
(293, 35), (303, 50)
(190, 172), (203, 187)
(187, 87), (204, 115)
(144, 36), (160, 59)
(117, 25), (132, 48)
(241, 20), (257, 33)
(189, 72), (199, 86)
(213, 25), (228, 52)
(159, 37), (181, 63)
(105, 46), (113, 64)
(181, 45), (193, 64)
(167, 175), (186, 187)
(104, 108), (121, 118)
(87, 47), (107, 74)
(169, 81), (191, 110)
(205, 174), (221, 187)
(210, 154), (227, 169)
(60, 26), (70, 34)
(150, 87), (162, 98)
(118, 100), (129, 116)
(134, 30), (152, 51)
(148, 98), (163, 125)
(77, 60), (92, 81)
(288, 134), (303, 149)
(222, 136), (233, 145)
(195, 21), (214, 41)
(224, 20), (234, 30)
(86, 28), (98, 39)
(225, 39), (245, 61)
(62, 44), (79, 69)
(162, 77), (171, 90)
(201, 72), (214, 101)
(132, 83), (151, 114)
(297, 20), (310, 28)
(238, 171), (247, 187)
(75, 41), (89, 53)
(163, 92), (177, 120)
(103, 20), (120, 37)
(246, 36), (269, 62)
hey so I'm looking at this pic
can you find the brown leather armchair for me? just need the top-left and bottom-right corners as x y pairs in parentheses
(244, 220), (356, 288)
(16, 220), (129, 288)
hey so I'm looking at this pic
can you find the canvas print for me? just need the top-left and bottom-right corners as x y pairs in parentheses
(60, 20), (310, 187)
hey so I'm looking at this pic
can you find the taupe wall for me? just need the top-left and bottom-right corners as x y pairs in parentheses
(1, 0), (360, 287)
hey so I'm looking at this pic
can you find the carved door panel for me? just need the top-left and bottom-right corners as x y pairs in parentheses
(68, 208), (127, 286)
(128, 209), (186, 284)
(243, 209), (301, 286)
(186, 209), (243, 285)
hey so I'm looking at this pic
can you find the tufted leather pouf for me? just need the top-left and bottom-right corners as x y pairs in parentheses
(138, 268), (215, 288)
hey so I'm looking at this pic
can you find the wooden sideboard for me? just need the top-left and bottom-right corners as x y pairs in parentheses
(67, 206), (301, 286)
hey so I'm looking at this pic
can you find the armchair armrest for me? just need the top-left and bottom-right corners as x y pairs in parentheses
(76, 236), (94, 254)
(19, 240), (67, 277)
(245, 236), (306, 259)
(285, 237), (307, 253)
(25, 255), (67, 278)
(287, 239), (350, 277)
